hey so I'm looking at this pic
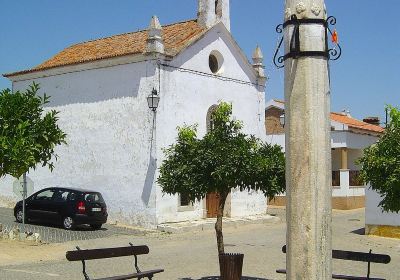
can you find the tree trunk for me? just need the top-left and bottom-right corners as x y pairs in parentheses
(215, 191), (228, 255)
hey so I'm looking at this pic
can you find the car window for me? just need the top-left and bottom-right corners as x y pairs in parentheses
(35, 189), (56, 201)
(53, 190), (70, 202)
(84, 193), (104, 203)
(67, 192), (78, 201)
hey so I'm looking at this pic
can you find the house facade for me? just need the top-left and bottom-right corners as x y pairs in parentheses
(0, 0), (269, 228)
(265, 99), (384, 210)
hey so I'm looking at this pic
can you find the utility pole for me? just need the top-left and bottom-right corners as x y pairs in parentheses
(284, 0), (332, 279)
(22, 172), (27, 231)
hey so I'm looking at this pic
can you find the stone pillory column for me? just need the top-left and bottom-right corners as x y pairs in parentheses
(284, 0), (332, 279)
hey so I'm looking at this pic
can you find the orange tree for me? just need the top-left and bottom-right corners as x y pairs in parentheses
(0, 82), (66, 179)
(158, 102), (285, 255)
(358, 106), (400, 212)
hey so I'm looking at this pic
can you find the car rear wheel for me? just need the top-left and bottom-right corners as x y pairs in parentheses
(15, 208), (26, 223)
(90, 224), (102, 230)
(62, 216), (75, 230)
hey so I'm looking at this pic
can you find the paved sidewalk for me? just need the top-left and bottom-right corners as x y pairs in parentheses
(158, 214), (280, 233)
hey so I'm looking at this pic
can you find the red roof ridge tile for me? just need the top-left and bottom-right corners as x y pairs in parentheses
(3, 19), (204, 78)
(70, 18), (198, 47)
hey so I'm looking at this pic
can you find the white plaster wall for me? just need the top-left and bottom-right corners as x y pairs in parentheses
(266, 134), (285, 150)
(0, 60), (159, 228)
(366, 187), (400, 226)
(155, 25), (266, 223)
(230, 189), (266, 217)
(331, 131), (379, 149)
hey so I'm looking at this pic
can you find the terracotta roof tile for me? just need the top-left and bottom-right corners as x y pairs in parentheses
(330, 112), (384, 133)
(4, 19), (206, 77)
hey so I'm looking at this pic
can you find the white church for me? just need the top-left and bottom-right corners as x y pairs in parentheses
(1, 0), (268, 228)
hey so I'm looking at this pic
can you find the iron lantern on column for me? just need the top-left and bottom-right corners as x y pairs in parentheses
(280, 114), (285, 127)
(147, 88), (160, 112)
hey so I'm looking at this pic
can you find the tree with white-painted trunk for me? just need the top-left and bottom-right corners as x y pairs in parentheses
(283, 0), (332, 279)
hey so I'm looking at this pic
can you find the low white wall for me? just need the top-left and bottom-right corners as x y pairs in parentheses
(366, 187), (400, 226)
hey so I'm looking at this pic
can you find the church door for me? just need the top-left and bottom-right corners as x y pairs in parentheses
(206, 192), (220, 218)
(205, 105), (220, 218)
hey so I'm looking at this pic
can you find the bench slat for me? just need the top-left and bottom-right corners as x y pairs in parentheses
(332, 250), (390, 264)
(93, 269), (164, 280)
(66, 245), (149, 261)
(277, 269), (385, 280)
(332, 274), (385, 280)
(281, 245), (391, 264)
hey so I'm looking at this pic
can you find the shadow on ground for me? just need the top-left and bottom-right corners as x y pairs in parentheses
(180, 277), (270, 280)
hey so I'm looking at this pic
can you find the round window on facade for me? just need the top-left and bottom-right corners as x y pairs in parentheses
(209, 50), (224, 74)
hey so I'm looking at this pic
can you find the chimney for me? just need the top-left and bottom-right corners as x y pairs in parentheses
(363, 117), (381, 126)
(341, 109), (351, 117)
(198, 0), (230, 31)
(146, 15), (164, 54)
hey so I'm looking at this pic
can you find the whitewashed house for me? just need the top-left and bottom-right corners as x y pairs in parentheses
(265, 99), (384, 210)
(0, 0), (268, 228)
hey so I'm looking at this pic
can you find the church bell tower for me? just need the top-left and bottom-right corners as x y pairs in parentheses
(198, 0), (230, 31)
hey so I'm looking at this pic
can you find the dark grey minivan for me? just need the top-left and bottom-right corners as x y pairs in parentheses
(14, 187), (108, 230)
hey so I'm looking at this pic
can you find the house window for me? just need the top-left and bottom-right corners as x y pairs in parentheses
(178, 193), (194, 212)
(209, 50), (224, 74)
(179, 193), (191, 206)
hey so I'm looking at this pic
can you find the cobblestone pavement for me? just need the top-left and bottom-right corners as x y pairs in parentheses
(0, 207), (148, 243)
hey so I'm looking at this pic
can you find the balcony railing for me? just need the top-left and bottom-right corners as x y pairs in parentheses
(332, 170), (365, 187)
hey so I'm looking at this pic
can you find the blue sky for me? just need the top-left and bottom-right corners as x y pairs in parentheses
(0, 0), (398, 121)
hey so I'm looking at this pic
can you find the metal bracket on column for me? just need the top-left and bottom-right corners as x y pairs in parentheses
(273, 14), (342, 69)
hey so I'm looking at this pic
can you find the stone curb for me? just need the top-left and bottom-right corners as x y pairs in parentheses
(157, 214), (280, 234)
(0, 223), (42, 243)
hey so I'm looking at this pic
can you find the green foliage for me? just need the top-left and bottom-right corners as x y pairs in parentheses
(0, 82), (67, 178)
(158, 101), (285, 203)
(358, 105), (400, 213)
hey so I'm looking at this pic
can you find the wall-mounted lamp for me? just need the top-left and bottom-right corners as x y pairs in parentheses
(280, 114), (285, 127)
(147, 88), (160, 112)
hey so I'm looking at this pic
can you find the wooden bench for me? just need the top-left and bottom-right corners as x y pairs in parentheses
(66, 243), (164, 280)
(277, 245), (391, 280)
